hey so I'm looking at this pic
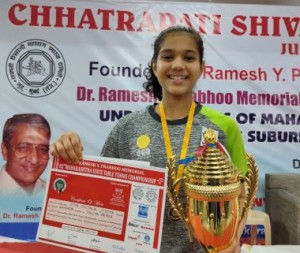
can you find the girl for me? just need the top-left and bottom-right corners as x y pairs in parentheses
(52, 26), (247, 253)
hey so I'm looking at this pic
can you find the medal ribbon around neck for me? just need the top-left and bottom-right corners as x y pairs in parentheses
(159, 101), (196, 190)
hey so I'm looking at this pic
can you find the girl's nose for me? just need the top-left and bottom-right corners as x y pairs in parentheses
(172, 56), (185, 69)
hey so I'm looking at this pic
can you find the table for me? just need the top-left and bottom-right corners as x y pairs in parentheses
(241, 244), (300, 253)
(0, 237), (82, 253)
(1, 237), (300, 253)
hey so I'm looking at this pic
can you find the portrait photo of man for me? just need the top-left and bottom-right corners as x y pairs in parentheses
(0, 113), (51, 196)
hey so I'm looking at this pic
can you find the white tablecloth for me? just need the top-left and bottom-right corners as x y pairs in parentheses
(241, 244), (300, 253)
(1, 237), (299, 253)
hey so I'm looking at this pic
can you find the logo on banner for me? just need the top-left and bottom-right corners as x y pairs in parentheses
(6, 39), (66, 97)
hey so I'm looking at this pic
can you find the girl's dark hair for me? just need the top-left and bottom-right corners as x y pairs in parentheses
(143, 25), (204, 100)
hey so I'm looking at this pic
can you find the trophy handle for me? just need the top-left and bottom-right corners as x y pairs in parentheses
(239, 152), (259, 220)
(167, 155), (194, 242)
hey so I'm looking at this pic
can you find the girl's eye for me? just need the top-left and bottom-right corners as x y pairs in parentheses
(185, 56), (196, 61)
(161, 55), (172, 60)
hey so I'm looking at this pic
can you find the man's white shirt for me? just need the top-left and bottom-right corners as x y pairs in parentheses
(0, 165), (46, 196)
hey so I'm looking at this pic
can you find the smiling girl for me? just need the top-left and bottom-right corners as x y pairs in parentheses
(52, 26), (248, 253)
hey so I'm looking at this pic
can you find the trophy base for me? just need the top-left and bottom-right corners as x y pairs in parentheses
(206, 244), (230, 253)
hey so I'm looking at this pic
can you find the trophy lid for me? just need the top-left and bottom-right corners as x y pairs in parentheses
(185, 128), (240, 186)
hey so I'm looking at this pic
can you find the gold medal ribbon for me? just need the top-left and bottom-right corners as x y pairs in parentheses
(159, 101), (196, 183)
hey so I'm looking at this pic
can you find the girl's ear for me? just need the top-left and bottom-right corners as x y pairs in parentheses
(200, 61), (205, 76)
(152, 60), (157, 76)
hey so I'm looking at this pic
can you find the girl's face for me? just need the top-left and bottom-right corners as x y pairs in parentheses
(152, 32), (204, 100)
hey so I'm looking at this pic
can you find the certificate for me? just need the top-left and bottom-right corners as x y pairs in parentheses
(37, 156), (168, 253)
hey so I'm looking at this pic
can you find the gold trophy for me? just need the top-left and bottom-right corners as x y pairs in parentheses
(167, 128), (258, 253)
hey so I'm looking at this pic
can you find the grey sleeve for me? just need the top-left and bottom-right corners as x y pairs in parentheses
(100, 123), (120, 158)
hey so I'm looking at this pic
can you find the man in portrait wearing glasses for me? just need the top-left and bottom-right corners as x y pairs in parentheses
(0, 113), (51, 196)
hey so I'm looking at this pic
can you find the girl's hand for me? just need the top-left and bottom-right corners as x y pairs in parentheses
(50, 131), (83, 163)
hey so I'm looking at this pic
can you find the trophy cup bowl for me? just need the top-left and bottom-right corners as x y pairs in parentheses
(167, 128), (258, 253)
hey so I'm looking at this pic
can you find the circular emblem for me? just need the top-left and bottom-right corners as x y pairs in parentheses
(132, 187), (144, 201)
(6, 39), (66, 97)
(136, 135), (150, 149)
(144, 234), (150, 243)
(53, 178), (66, 193)
(146, 190), (157, 203)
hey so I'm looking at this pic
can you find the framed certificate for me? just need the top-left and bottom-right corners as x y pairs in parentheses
(37, 156), (167, 253)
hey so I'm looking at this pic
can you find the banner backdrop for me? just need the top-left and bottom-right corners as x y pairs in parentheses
(0, 0), (299, 241)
